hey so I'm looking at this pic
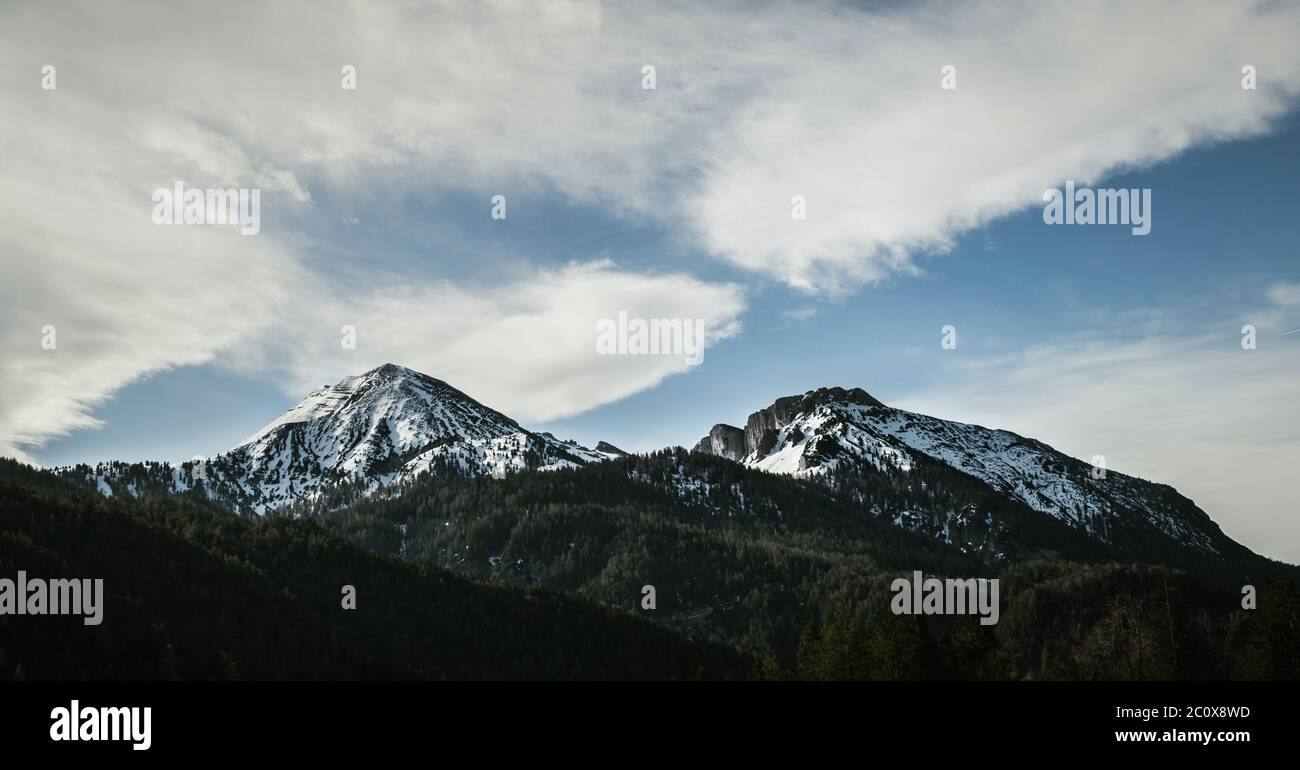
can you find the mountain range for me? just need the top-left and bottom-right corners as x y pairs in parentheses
(689, 385), (1242, 565)
(64, 363), (1275, 580)
(28, 362), (1300, 677)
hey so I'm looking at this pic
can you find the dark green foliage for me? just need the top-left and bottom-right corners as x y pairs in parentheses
(939, 615), (1010, 680)
(827, 454), (1293, 590)
(0, 458), (748, 680)
(780, 561), (1298, 681)
(309, 448), (983, 661)
(791, 601), (995, 681)
(305, 449), (1298, 678)
(6, 451), (1298, 681)
(795, 602), (873, 681)
(1244, 577), (1300, 680)
(997, 560), (1298, 680)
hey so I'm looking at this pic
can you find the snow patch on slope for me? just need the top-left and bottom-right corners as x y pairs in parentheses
(731, 395), (1220, 553)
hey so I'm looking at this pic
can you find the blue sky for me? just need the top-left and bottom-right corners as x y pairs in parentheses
(4, 0), (1300, 560)
(38, 118), (1300, 488)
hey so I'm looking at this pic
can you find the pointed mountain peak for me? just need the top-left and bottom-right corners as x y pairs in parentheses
(362, 362), (423, 381)
(236, 364), (508, 450)
(349, 363), (451, 393)
(213, 364), (609, 512)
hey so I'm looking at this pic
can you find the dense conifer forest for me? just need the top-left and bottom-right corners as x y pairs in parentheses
(0, 458), (748, 680)
(3, 452), (1296, 680)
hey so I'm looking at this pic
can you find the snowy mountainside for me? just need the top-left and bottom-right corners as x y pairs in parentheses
(63, 369), (1262, 576)
(74, 364), (616, 513)
(692, 387), (1231, 557)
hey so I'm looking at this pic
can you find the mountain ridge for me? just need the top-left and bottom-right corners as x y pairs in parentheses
(73, 363), (617, 514)
(58, 365), (1282, 577)
(690, 386), (1249, 567)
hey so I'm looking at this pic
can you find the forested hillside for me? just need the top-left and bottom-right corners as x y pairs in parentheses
(307, 450), (1300, 678)
(5, 452), (1296, 680)
(0, 458), (748, 680)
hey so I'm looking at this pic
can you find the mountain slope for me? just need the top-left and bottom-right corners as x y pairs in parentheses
(316, 448), (987, 656)
(0, 457), (747, 680)
(312, 448), (1297, 671)
(692, 387), (1272, 577)
(61, 367), (1284, 585)
(24, 367), (1300, 677)
(73, 364), (614, 513)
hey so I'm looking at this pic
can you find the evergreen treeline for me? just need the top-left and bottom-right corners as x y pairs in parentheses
(305, 449), (1299, 678)
(6, 449), (1298, 680)
(781, 562), (1298, 680)
(825, 453), (1290, 589)
(0, 458), (749, 680)
(309, 448), (983, 659)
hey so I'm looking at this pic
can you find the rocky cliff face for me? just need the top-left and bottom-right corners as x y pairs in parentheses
(594, 441), (630, 456)
(694, 387), (885, 460)
(691, 424), (746, 460)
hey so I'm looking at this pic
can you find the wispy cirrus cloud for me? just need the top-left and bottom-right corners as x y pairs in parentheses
(226, 259), (745, 423)
(2, 0), (1300, 462)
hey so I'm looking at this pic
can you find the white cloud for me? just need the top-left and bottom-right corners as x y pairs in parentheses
(781, 307), (818, 323)
(1267, 281), (1300, 309)
(226, 260), (745, 423)
(0, 111), (302, 462)
(0, 0), (749, 458)
(10, 2), (1298, 286)
(684, 2), (1300, 293)
(2, 0), (1300, 462)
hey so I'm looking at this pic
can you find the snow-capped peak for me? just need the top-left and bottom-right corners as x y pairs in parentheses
(193, 364), (605, 513)
(238, 363), (521, 455)
(693, 387), (1225, 554)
